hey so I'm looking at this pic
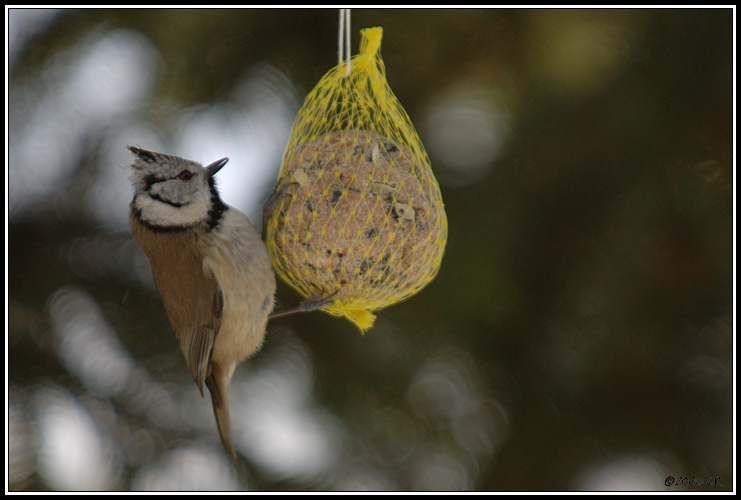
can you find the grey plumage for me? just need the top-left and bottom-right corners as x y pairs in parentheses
(128, 146), (276, 460)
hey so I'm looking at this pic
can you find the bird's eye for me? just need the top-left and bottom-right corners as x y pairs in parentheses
(177, 170), (193, 181)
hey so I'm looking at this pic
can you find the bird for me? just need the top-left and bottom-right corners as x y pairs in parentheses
(127, 145), (276, 461)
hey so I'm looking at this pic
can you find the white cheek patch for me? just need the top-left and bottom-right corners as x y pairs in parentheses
(135, 187), (212, 227)
(151, 179), (195, 206)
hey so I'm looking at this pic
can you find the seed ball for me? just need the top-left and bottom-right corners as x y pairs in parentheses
(267, 129), (446, 309)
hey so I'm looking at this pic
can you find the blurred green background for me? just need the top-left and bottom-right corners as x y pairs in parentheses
(7, 8), (734, 492)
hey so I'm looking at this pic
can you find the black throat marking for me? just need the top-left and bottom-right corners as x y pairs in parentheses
(207, 176), (227, 231)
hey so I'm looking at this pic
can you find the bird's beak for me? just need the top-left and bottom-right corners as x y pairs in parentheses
(206, 157), (229, 178)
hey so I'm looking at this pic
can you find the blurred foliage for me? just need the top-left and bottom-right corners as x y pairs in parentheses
(7, 8), (734, 492)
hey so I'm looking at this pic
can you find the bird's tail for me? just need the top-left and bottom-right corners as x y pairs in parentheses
(205, 361), (237, 462)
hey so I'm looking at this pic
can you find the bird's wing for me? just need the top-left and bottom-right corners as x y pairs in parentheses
(170, 278), (223, 393)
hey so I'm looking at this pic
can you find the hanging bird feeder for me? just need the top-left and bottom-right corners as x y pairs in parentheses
(264, 24), (447, 331)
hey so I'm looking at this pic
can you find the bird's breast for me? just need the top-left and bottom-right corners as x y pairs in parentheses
(130, 213), (216, 331)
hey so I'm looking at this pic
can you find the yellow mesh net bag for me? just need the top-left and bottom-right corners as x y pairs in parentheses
(264, 27), (447, 331)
